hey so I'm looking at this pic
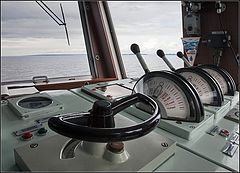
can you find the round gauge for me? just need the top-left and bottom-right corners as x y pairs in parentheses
(18, 97), (53, 109)
(199, 64), (236, 96)
(203, 69), (228, 94)
(176, 67), (224, 106)
(142, 77), (190, 119)
(133, 71), (204, 122)
(180, 72), (214, 104)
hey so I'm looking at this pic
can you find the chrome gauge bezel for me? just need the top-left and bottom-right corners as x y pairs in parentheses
(176, 67), (224, 106)
(199, 64), (236, 96)
(132, 71), (204, 122)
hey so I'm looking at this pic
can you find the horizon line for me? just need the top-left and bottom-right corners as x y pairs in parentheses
(2, 52), (177, 57)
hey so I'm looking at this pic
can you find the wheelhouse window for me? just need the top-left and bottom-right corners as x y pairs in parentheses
(108, 1), (184, 78)
(1, 1), (90, 82)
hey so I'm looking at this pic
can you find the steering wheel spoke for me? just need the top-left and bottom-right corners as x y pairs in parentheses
(48, 93), (160, 143)
(59, 112), (91, 126)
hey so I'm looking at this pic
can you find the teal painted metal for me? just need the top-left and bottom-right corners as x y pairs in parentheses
(70, 80), (239, 171)
(2, 82), (238, 171)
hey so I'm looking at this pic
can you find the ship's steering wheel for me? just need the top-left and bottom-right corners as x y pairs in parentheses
(48, 93), (160, 142)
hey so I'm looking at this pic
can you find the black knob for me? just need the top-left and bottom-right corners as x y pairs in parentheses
(90, 100), (114, 128)
(156, 49), (165, 58)
(91, 100), (112, 117)
(188, 26), (193, 31)
(177, 51), (184, 58)
(130, 43), (140, 54)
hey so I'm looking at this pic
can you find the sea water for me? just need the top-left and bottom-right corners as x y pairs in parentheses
(1, 54), (183, 82)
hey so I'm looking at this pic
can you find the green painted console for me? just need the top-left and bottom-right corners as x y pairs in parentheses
(1, 78), (238, 171)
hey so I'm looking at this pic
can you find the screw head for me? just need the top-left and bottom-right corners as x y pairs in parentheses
(30, 143), (38, 148)
(161, 142), (168, 147)
(176, 121), (182, 124)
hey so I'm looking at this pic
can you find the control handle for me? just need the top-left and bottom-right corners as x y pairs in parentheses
(156, 49), (176, 71)
(130, 43), (150, 74)
(48, 93), (160, 142)
(176, 51), (192, 67)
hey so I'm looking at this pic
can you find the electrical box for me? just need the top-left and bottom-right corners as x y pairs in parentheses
(207, 31), (230, 48)
(184, 13), (200, 36)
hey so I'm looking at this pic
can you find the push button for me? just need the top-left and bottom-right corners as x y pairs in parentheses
(36, 128), (48, 136)
(21, 132), (33, 141)
(219, 129), (230, 137)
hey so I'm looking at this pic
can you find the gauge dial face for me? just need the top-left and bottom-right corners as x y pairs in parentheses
(180, 72), (214, 105)
(136, 76), (190, 119)
(18, 97), (52, 109)
(202, 68), (228, 95)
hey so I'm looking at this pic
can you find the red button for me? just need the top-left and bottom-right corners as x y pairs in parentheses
(21, 132), (33, 141)
(219, 129), (229, 137)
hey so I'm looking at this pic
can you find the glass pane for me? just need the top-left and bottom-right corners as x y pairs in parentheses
(108, 1), (184, 78)
(1, 1), (90, 82)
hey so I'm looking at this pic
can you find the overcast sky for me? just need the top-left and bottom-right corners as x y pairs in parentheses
(1, 1), (183, 56)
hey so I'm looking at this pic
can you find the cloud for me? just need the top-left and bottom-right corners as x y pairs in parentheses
(1, 1), (183, 56)
(1, 1), (86, 56)
(1, 1), (80, 21)
(1, 1), (82, 38)
(108, 1), (183, 54)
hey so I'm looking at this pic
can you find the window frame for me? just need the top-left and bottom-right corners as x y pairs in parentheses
(2, 1), (125, 90)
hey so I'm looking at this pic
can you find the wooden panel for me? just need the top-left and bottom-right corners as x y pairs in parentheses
(85, 2), (117, 78)
(182, 2), (239, 90)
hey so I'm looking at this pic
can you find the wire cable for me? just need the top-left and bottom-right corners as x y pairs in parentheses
(217, 14), (239, 65)
(35, 1), (70, 46)
(35, 1), (62, 25)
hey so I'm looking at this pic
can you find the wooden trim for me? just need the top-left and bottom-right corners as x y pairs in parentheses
(103, 2), (127, 79)
(182, 2), (239, 89)
(84, 2), (118, 78)
(78, 1), (98, 78)
(35, 78), (117, 91)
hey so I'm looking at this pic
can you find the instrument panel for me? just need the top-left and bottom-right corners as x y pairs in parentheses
(176, 67), (224, 106)
(1, 80), (238, 172)
(137, 75), (190, 119)
(133, 71), (204, 122)
(180, 72), (214, 104)
(199, 64), (236, 96)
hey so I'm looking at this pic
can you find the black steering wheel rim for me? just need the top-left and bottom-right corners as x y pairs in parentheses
(48, 93), (160, 142)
